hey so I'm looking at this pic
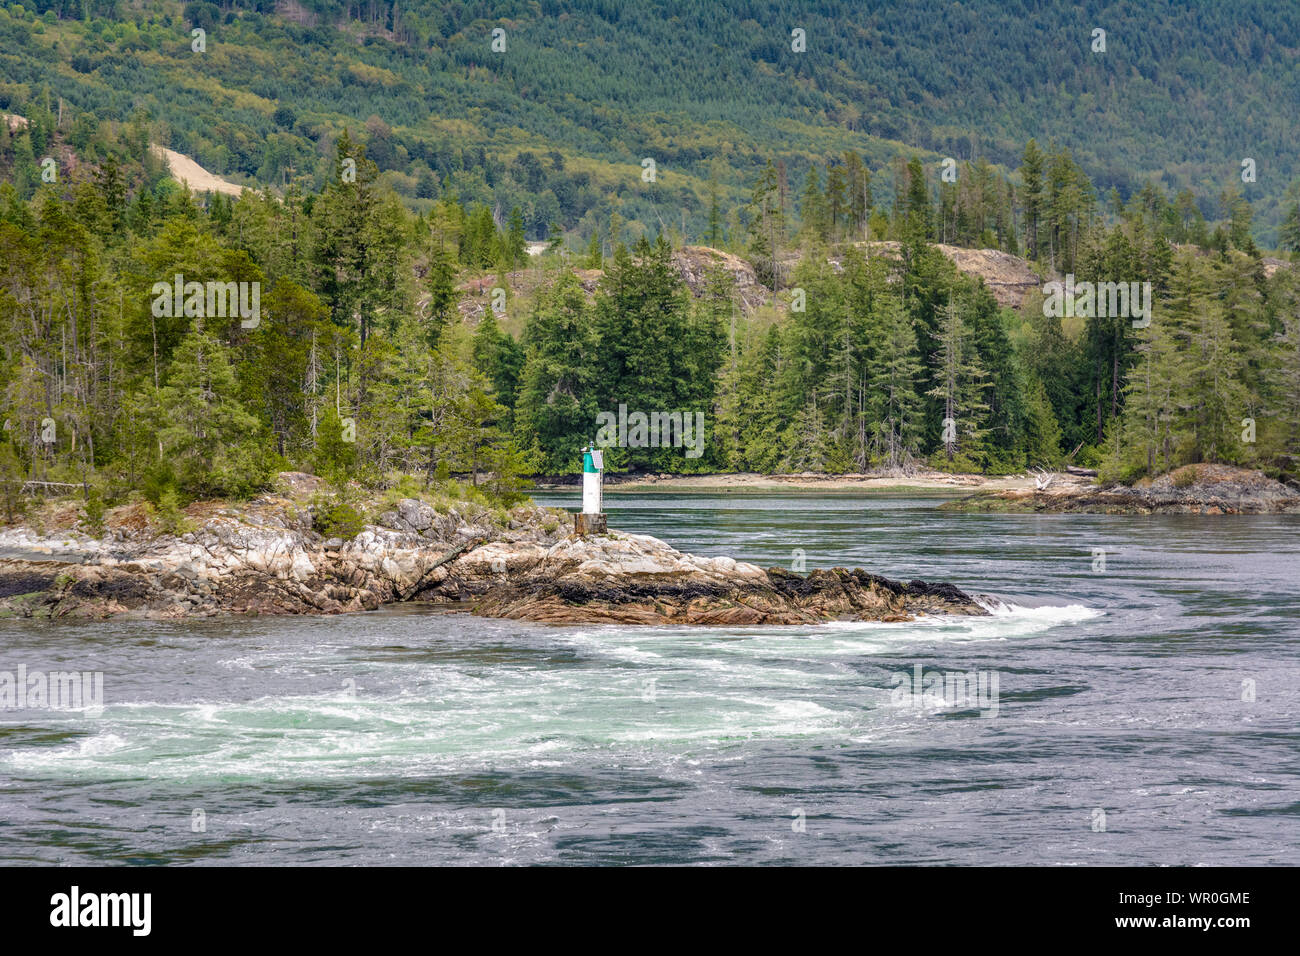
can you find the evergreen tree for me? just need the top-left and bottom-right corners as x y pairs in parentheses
(425, 238), (461, 348)
(471, 310), (525, 423)
(825, 162), (847, 241)
(746, 160), (785, 288)
(591, 236), (703, 470)
(310, 131), (398, 347)
(504, 205), (527, 268)
(1280, 194), (1300, 256)
(782, 393), (832, 472)
(154, 328), (271, 499)
(733, 326), (787, 471)
(1021, 374), (1063, 468)
(706, 167), (723, 247)
(926, 299), (990, 467)
(903, 157), (932, 241)
(843, 150), (872, 239)
(1104, 250), (1248, 477)
(514, 272), (599, 474)
(1103, 299), (1181, 480)
(799, 165), (828, 244)
(865, 294), (925, 470)
(1265, 271), (1300, 474)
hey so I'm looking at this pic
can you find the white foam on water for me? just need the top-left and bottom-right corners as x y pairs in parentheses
(77, 732), (127, 756)
(0, 601), (1102, 782)
(983, 600), (1101, 622)
(2, 731), (128, 773)
(813, 600), (1102, 642)
(877, 689), (966, 714)
(951, 602), (1103, 640)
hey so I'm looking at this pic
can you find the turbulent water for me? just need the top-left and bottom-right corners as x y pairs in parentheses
(1, 493), (1296, 865)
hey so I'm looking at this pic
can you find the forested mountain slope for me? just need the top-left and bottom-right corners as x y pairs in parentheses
(1, 0), (1297, 243)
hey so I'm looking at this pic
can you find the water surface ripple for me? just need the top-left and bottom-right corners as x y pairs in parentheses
(1, 493), (1295, 865)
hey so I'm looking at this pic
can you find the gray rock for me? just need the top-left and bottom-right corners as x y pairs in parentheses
(0, 495), (989, 627)
(396, 498), (436, 533)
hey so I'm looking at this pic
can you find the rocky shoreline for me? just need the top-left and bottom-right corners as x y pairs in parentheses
(537, 468), (1032, 493)
(941, 464), (1300, 515)
(0, 475), (991, 625)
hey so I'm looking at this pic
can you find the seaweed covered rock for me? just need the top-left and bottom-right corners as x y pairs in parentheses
(472, 532), (989, 626)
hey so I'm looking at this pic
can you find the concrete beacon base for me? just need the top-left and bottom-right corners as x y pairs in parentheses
(574, 513), (608, 536)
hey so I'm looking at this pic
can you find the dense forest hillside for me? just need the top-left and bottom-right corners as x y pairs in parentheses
(0, 1), (1298, 518)
(1, 0), (1299, 244)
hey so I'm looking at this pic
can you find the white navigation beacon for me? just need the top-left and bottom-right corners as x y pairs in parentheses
(581, 445), (604, 515)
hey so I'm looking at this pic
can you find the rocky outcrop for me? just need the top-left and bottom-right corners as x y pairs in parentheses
(670, 246), (766, 311)
(942, 464), (1300, 515)
(828, 242), (1049, 309)
(473, 532), (989, 625)
(0, 491), (566, 620)
(0, 490), (990, 625)
(456, 244), (766, 324)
